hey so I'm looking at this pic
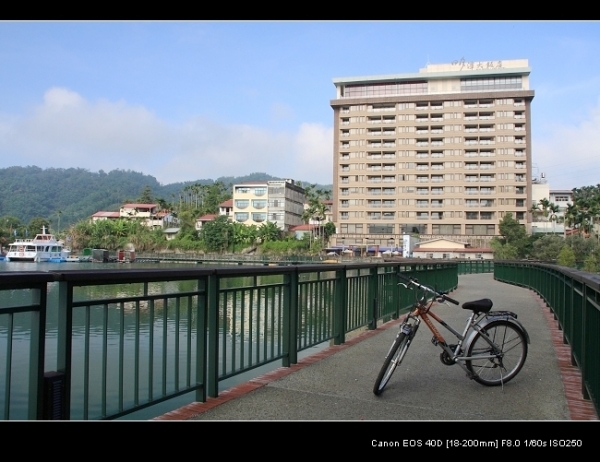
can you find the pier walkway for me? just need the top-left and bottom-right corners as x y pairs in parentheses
(155, 273), (598, 421)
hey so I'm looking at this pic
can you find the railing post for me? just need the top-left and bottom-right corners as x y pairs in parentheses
(368, 266), (378, 330)
(581, 283), (590, 400)
(206, 273), (219, 398)
(333, 268), (348, 345)
(53, 280), (72, 419)
(282, 270), (298, 367)
(29, 283), (46, 420)
(195, 276), (207, 404)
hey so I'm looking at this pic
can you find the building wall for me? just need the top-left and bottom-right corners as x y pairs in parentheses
(330, 59), (534, 249)
(233, 180), (306, 231)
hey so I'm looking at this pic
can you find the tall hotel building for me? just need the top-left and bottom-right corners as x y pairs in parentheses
(330, 59), (534, 249)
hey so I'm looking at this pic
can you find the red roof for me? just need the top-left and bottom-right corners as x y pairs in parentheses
(290, 224), (315, 231)
(220, 199), (233, 207)
(197, 214), (217, 222)
(92, 211), (120, 218)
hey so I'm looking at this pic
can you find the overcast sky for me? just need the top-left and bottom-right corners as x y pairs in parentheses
(1, 21), (600, 189)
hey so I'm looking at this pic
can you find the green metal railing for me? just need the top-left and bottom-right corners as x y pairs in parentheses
(457, 259), (494, 274)
(494, 261), (600, 417)
(0, 260), (458, 420)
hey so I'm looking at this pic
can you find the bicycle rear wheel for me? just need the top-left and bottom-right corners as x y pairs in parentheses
(466, 320), (527, 386)
(373, 330), (411, 395)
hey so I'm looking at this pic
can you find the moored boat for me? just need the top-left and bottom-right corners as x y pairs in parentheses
(5, 227), (70, 262)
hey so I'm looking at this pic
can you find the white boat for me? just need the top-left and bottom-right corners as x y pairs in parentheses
(5, 226), (70, 262)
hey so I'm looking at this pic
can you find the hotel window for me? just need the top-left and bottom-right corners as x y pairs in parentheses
(235, 200), (249, 209)
(432, 224), (461, 235)
(466, 224), (495, 235)
(461, 77), (522, 92)
(252, 213), (267, 222)
(235, 213), (249, 222)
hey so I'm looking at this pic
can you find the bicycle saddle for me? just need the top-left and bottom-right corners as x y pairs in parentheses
(461, 298), (493, 313)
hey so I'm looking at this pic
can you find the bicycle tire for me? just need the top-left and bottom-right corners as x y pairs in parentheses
(373, 330), (411, 395)
(466, 320), (527, 386)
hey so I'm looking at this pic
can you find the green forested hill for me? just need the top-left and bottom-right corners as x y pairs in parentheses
(0, 166), (331, 228)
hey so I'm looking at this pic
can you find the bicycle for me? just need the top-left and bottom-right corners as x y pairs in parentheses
(373, 273), (530, 395)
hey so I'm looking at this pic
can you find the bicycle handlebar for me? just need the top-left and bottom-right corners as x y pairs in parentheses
(397, 273), (460, 305)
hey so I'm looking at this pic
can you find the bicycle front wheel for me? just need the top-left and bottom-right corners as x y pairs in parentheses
(466, 320), (527, 386)
(373, 331), (411, 395)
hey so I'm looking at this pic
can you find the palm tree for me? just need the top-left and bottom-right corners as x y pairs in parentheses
(548, 203), (560, 234)
(257, 221), (280, 243)
(564, 203), (577, 232)
(56, 210), (62, 235)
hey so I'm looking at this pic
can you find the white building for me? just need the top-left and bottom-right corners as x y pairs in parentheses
(232, 179), (306, 231)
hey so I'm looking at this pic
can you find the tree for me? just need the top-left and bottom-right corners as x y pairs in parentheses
(557, 245), (576, 268)
(203, 181), (231, 216)
(492, 213), (529, 259)
(138, 185), (155, 204)
(529, 234), (565, 261)
(323, 221), (336, 240)
(231, 222), (258, 250)
(28, 217), (51, 237)
(490, 239), (519, 260)
(565, 234), (597, 263)
(257, 221), (281, 243)
(498, 213), (527, 244)
(199, 215), (231, 253)
(583, 248), (600, 274)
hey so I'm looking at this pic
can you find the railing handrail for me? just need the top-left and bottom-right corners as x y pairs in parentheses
(494, 261), (600, 418)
